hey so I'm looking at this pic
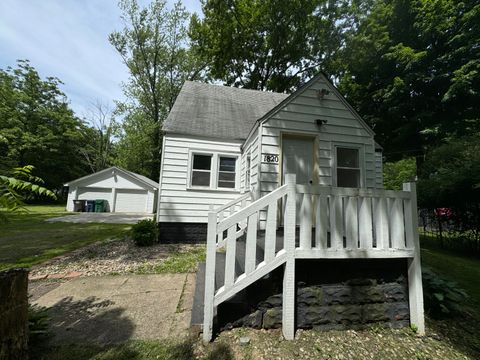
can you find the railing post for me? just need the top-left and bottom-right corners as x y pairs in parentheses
(203, 208), (217, 342)
(403, 182), (425, 335)
(283, 173), (296, 340)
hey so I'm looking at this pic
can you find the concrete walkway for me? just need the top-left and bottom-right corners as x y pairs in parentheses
(32, 274), (195, 345)
(46, 213), (154, 224)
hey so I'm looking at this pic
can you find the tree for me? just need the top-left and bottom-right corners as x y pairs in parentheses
(189, 0), (352, 92)
(0, 60), (90, 189)
(383, 158), (417, 190)
(338, 0), (480, 160)
(79, 101), (119, 173)
(110, 0), (205, 179)
(0, 166), (56, 221)
(114, 106), (156, 176)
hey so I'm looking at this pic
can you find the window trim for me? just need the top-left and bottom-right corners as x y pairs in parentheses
(332, 144), (365, 188)
(245, 154), (251, 189)
(187, 150), (240, 191)
(217, 155), (237, 189)
(189, 152), (213, 189)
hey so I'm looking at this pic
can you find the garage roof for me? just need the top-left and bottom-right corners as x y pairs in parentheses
(64, 167), (159, 190)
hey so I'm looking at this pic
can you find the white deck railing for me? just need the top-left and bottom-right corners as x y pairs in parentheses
(203, 174), (424, 342)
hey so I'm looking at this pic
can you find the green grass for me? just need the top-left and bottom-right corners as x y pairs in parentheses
(31, 338), (232, 360)
(421, 246), (480, 313)
(136, 245), (206, 274)
(0, 205), (131, 270)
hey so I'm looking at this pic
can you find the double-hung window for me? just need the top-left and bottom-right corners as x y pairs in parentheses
(336, 147), (361, 188)
(218, 156), (236, 189)
(191, 154), (212, 187)
(189, 152), (238, 190)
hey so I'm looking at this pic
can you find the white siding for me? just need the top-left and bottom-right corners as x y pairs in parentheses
(239, 127), (260, 197)
(65, 169), (157, 213)
(158, 134), (243, 223)
(256, 78), (379, 227)
(375, 151), (384, 188)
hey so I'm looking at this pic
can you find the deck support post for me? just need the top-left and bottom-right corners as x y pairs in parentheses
(403, 182), (425, 335)
(203, 209), (217, 342)
(283, 173), (296, 340)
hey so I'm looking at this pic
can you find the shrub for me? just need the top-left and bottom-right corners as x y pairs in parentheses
(131, 219), (158, 246)
(422, 267), (468, 318)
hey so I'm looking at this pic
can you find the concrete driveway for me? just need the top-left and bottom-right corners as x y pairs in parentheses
(31, 274), (195, 344)
(46, 213), (154, 224)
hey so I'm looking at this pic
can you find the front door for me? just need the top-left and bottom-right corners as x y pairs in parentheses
(282, 135), (315, 224)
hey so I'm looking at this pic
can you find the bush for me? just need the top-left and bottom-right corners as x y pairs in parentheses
(131, 219), (158, 246)
(422, 267), (468, 318)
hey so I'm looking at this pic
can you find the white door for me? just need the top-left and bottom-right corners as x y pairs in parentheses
(77, 187), (112, 211)
(282, 136), (314, 224)
(114, 189), (148, 213)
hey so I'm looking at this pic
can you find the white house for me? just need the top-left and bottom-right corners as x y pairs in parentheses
(157, 73), (424, 341)
(65, 166), (158, 213)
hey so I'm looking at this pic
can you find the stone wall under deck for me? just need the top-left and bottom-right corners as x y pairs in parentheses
(218, 259), (410, 331)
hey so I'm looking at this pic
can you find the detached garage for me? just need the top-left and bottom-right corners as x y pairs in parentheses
(65, 167), (159, 213)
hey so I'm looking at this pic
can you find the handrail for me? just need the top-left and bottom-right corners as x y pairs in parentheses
(296, 184), (410, 199)
(214, 191), (251, 214)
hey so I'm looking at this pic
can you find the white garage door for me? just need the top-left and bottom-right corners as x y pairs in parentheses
(114, 189), (148, 213)
(77, 187), (112, 210)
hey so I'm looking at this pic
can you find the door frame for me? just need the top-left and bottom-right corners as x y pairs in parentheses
(279, 131), (319, 186)
(279, 132), (319, 226)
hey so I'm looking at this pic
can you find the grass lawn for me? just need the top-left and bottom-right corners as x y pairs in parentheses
(0, 205), (131, 270)
(421, 243), (480, 313)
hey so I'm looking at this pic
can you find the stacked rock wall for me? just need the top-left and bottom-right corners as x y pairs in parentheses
(220, 259), (409, 331)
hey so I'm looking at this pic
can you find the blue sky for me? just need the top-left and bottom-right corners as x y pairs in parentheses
(0, 0), (202, 119)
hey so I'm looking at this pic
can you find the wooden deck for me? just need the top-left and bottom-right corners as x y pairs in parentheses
(200, 176), (425, 341)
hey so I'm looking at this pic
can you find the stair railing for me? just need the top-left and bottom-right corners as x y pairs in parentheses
(203, 174), (297, 342)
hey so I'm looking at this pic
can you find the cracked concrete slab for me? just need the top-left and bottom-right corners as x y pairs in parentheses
(32, 274), (195, 345)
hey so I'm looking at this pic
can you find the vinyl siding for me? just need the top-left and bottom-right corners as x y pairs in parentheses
(158, 134), (243, 223)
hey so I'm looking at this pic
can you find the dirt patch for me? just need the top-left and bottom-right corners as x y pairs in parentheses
(29, 238), (203, 278)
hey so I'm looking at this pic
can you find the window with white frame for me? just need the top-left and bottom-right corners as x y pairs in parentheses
(191, 154), (212, 187)
(336, 147), (361, 187)
(189, 152), (238, 190)
(245, 155), (251, 188)
(218, 156), (236, 188)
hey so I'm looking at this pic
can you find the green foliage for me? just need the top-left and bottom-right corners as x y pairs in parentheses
(383, 158), (416, 190)
(422, 267), (468, 318)
(338, 0), (480, 160)
(0, 165), (56, 220)
(190, 0), (350, 92)
(131, 219), (158, 246)
(0, 60), (93, 189)
(418, 134), (480, 208)
(110, 0), (205, 179)
(28, 304), (50, 349)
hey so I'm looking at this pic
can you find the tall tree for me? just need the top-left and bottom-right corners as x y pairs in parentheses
(338, 0), (480, 159)
(0, 60), (90, 189)
(110, 0), (205, 179)
(189, 0), (351, 92)
(80, 101), (119, 173)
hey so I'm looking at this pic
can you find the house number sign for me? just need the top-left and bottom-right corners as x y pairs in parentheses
(263, 154), (279, 164)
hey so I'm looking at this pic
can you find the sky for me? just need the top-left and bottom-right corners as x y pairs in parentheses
(0, 0), (202, 119)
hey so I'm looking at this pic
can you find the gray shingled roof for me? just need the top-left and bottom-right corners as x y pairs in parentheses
(163, 81), (289, 140)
